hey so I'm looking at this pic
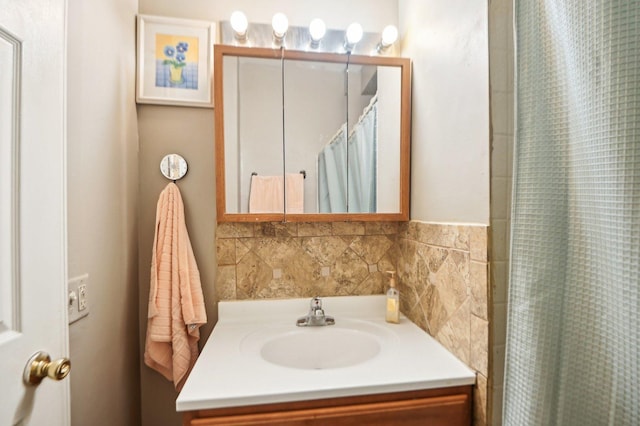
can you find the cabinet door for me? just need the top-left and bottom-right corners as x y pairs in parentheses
(223, 54), (283, 215)
(187, 393), (471, 426)
(283, 58), (348, 214)
(345, 62), (403, 214)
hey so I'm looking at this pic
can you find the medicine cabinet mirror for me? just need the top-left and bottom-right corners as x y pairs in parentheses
(214, 44), (410, 222)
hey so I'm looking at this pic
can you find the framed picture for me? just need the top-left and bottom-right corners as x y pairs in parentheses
(136, 15), (216, 108)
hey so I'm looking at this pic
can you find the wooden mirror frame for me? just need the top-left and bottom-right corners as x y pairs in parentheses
(214, 44), (411, 222)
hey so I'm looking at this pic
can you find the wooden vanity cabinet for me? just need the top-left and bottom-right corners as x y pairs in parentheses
(182, 385), (472, 426)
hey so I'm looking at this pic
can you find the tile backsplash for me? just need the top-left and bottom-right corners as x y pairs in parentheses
(396, 221), (490, 426)
(215, 220), (489, 425)
(216, 221), (399, 300)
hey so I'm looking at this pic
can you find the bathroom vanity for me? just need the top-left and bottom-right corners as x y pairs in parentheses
(177, 296), (475, 425)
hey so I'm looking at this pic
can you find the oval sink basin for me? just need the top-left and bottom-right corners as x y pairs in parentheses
(260, 328), (380, 370)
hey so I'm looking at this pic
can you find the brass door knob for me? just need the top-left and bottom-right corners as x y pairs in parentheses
(23, 351), (71, 385)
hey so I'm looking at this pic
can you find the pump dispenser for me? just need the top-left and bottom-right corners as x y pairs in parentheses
(385, 271), (399, 323)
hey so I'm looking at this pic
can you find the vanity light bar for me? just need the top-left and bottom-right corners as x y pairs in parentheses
(222, 13), (398, 55)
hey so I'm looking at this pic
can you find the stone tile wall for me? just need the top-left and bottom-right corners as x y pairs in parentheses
(215, 220), (489, 425)
(216, 222), (399, 300)
(396, 221), (490, 426)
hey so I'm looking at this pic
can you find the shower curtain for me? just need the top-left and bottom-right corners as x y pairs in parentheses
(318, 96), (378, 213)
(504, 1), (639, 425)
(347, 97), (377, 212)
(318, 124), (348, 213)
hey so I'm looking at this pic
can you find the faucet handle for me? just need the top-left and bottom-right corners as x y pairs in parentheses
(297, 297), (334, 327)
(310, 296), (322, 310)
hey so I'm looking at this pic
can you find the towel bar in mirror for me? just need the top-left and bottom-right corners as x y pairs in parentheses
(214, 45), (411, 222)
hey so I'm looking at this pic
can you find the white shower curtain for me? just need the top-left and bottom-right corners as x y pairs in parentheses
(318, 124), (348, 213)
(505, 1), (639, 425)
(347, 98), (377, 213)
(317, 97), (378, 213)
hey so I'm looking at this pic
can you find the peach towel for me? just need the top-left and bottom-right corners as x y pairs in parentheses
(144, 183), (207, 390)
(249, 173), (304, 213)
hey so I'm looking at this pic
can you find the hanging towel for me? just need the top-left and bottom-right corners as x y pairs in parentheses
(248, 175), (284, 213)
(248, 173), (304, 213)
(285, 173), (304, 214)
(144, 182), (207, 390)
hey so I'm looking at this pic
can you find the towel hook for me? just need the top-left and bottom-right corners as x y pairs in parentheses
(160, 154), (188, 182)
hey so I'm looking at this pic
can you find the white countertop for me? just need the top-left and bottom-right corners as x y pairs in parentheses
(176, 295), (476, 412)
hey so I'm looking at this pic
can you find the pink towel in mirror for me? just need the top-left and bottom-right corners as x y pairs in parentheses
(249, 173), (304, 213)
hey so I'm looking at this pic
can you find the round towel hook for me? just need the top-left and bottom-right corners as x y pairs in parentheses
(160, 154), (188, 181)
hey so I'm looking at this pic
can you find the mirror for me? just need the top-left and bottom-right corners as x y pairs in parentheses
(215, 45), (410, 222)
(221, 50), (284, 216)
(283, 56), (348, 214)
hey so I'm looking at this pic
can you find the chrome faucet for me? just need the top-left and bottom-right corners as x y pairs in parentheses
(296, 297), (335, 327)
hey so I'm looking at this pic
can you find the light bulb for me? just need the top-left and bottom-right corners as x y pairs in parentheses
(272, 13), (289, 38)
(230, 11), (248, 38)
(381, 25), (398, 47)
(346, 22), (363, 45)
(309, 19), (326, 42)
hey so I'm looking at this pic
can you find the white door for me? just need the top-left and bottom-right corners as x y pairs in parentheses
(0, 0), (70, 425)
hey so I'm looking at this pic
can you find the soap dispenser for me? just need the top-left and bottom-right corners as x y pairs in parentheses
(385, 271), (400, 323)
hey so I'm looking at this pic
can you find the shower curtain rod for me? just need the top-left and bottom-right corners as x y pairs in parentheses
(322, 94), (379, 150)
(354, 94), (378, 125)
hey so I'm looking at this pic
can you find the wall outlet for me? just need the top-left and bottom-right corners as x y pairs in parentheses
(68, 274), (90, 324)
(78, 283), (88, 311)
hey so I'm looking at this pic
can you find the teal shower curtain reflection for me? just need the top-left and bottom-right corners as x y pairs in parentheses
(347, 100), (377, 213)
(318, 97), (378, 213)
(318, 124), (348, 213)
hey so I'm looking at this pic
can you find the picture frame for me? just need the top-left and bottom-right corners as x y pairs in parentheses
(136, 15), (216, 108)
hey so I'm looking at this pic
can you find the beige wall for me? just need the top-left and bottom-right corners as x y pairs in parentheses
(137, 106), (216, 426)
(66, 0), (141, 424)
(139, 0), (399, 31)
(399, 0), (490, 224)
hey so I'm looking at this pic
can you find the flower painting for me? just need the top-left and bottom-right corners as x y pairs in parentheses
(137, 15), (214, 107)
(155, 34), (199, 90)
